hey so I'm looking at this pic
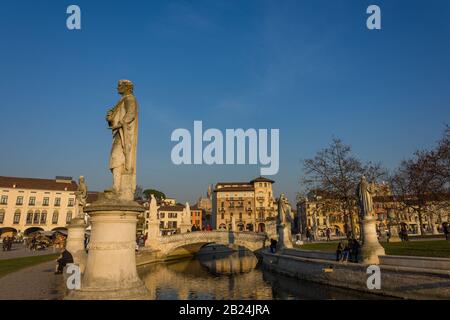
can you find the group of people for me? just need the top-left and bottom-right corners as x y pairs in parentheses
(336, 238), (361, 263)
(2, 236), (14, 251)
(191, 224), (213, 232)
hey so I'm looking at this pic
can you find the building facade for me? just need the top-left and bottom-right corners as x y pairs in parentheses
(190, 204), (203, 230)
(0, 176), (79, 237)
(212, 177), (276, 232)
(297, 189), (450, 238)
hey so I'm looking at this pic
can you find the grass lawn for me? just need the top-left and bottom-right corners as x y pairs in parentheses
(0, 254), (59, 279)
(296, 240), (450, 258)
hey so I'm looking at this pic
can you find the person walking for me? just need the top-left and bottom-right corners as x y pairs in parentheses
(352, 238), (361, 263)
(342, 240), (351, 263)
(443, 223), (449, 240)
(326, 228), (331, 242)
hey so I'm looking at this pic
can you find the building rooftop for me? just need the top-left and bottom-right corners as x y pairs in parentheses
(159, 204), (185, 212)
(250, 176), (275, 184)
(0, 176), (78, 192)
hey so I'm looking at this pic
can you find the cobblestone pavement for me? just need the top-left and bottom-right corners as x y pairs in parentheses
(0, 260), (64, 300)
(0, 244), (60, 260)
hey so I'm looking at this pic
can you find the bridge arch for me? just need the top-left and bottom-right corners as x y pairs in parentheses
(147, 230), (267, 257)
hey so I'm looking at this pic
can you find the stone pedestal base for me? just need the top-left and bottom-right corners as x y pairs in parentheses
(388, 224), (401, 243)
(65, 193), (149, 300)
(359, 216), (386, 265)
(66, 217), (88, 273)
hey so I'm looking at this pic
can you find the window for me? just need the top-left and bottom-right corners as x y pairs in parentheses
(33, 212), (40, 224)
(26, 211), (33, 224)
(160, 212), (165, 218)
(159, 221), (164, 229)
(55, 198), (61, 207)
(13, 210), (20, 224)
(43, 197), (49, 206)
(16, 196), (23, 205)
(0, 196), (8, 205)
(29, 197), (36, 206)
(40, 212), (47, 224)
(52, 211), (59, 224)
(66, 211), (72, 224)
(68, 198), (74, 207)
(0, 210), (4, 224)
(239, 212), (242, 220)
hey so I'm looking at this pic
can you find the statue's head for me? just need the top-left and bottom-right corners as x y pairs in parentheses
(117, 80), (134, 95)
(79, 176), (85, 183)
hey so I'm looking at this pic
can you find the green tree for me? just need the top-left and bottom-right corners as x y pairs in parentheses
(143, 189), (166, 201)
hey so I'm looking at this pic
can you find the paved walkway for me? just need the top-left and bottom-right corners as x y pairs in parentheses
(0, 260), (64, 300)
(0, 244), (60, 260)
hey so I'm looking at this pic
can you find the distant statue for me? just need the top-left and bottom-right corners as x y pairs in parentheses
(356, 176), (375, 219)
(207, 184), (213, 199)
(76, 176), (88, 218)
(106, 80), (139, 200)
(277, 194), (288, 224)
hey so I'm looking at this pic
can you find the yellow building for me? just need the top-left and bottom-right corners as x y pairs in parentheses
(0, 176), (79, 237)
(212, 177), (275, 232)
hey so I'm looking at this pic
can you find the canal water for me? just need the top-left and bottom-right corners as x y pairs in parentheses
(138, 248), (386, 300)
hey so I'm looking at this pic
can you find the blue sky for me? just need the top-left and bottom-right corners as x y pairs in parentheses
(0, 0), (449, 204)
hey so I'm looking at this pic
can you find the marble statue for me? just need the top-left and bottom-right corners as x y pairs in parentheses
(356, 175), (385, 264)
(276, 194), (293, 249)
(106, 79), (139, 200)
(66, 80), (148, 300)
(76, 176), (88, 218)
(356, 176), (375, 218)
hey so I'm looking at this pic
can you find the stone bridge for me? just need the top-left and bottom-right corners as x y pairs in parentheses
(146, 231), (268, 257)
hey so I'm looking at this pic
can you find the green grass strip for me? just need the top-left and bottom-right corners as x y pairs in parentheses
(296, 240), (450, 258)
(0, 254), (59, 279)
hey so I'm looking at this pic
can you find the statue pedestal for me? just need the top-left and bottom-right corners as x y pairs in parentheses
(388, 224), (401, 243)
(66, 194), (148, 300)
(66, 217), (88, 273)
(359, 216), (385, 265)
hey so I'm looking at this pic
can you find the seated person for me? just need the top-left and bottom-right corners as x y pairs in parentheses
(55, 248), (74, 274)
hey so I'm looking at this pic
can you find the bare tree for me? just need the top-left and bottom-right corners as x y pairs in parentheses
(391, 126), (450, 234)
(302, 138), (386, 236)
(134, 185), (145, 201)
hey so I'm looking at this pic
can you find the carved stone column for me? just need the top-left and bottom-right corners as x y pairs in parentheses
(66, 217), (88, 273)
(66, 193), (148, 300)
(359, 215), (386, 264)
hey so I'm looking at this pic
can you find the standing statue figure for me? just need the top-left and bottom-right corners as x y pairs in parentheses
(356, 175), (385, 264)
(106, 80), (139, 200)
(356, 176), (375, 219)
(76, 176), (88, 218)
(277, 193), (293, 249)
(277, 194), (287, 224)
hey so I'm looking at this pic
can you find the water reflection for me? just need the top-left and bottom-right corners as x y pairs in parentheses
(138, 250), (386, 300)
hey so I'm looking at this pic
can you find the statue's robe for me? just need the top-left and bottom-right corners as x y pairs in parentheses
(108, 94), (138, 190)
(357, 180), (373, 218)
